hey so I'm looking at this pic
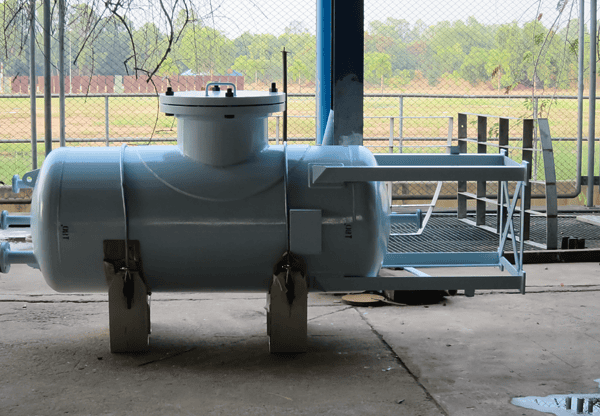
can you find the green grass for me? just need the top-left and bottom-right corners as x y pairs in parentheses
(0, 94), (596, 185)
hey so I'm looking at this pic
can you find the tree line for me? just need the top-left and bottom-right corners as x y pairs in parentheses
(0, 0), (595, 93)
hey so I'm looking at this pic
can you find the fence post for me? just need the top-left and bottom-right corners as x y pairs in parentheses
(398, 96), (403, 154)
(388, 116), (394, 208)
(446, 117), (453, 152)
(476, 116), (487, 226)
(105, 95), (110, 147)
(457, 113), (468, 219)
(388, 117), (394, 153)
(276, 116), (280, 145)
(522, 119), (534, 241)
(29, 0), (38, 170)
(533, 97), (539, 181)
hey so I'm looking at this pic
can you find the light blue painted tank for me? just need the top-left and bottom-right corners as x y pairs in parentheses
(18, 85), (391, 292)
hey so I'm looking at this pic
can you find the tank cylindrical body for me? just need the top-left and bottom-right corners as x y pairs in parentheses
(27, 88), (390, 292)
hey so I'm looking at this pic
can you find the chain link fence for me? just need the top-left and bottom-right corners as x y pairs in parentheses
(0, 0), (598, 202)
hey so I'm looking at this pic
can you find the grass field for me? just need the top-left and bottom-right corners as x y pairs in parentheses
(0, 94), (597, 188)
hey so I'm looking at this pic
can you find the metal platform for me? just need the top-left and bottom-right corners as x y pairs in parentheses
(389, 213), (600, 253)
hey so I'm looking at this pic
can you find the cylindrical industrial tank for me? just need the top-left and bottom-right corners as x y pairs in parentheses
(25, 84), (390, 292)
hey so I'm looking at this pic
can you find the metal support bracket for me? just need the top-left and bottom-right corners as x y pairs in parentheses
(267, 253), (308, 353)
(105, 261), (150, 353)
(309, 151), (527, 296)
(103, 240), (150, 353)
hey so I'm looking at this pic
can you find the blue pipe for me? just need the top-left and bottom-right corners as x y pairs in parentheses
(316, 0), (331, 144)
(1, 211), (31, 230)
(390, 210), (422, 229)
(0, 242), (38, 273)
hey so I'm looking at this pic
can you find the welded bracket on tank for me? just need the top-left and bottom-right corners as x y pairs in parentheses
(311, 154), (528, 184)
(308, 163), (344, 188)
(12, 169), (40, 194)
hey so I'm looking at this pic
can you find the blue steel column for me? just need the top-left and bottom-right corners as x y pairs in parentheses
(316, 0), (331, 145)
(331, 0), (363, 145)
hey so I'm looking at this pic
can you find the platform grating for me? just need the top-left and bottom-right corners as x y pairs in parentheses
(388, 214), (600, 253)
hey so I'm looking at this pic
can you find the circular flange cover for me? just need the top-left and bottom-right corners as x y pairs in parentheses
(160, 90), (285, 117)
(160, 90), (285, 107)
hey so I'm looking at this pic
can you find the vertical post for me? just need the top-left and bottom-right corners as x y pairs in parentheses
(105, 96), (110, 147)
(43, 0), (52, 156)
(398, 96), (403, 153)
(316, 0), (332, 144)
(69, 30), (72, 94)
(29, 0), (37, 170)
(446, 116), (453, 152)
(522, 119), (534, 241)
(59, 0), (65, 147)
(388, 116), (394, 208)
(538, 119), (558, 249)
(497, 118), (509, 232)
(276, 116), (280, 145)
(587, 0), (597, 206)
(476, 116), (487, 226)
(457, 113), (468, 219)
(532, 97), (538, 181)
(331, 0), (363, 145)
(282, 48), (288, 143)
(388, 117), (394, 153)
(576, 0), (584, 197)
(590, 0), (598, 202)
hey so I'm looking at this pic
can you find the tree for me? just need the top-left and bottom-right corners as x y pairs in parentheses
(485, 49), (511, 92)
(0, 0), (31, 76)
(365, 52), (392, 92)
(459, 47), (488, 84)
(179, 25), (235, 76)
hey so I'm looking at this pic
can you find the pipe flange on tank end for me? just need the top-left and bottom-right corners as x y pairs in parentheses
(12, 170), (39, 194)
(12, 175), (22, 194)
(0, 242), (10, 274)
(0, 210), (8, 230)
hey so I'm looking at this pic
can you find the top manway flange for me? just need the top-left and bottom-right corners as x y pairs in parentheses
(159, 83), (286, 117)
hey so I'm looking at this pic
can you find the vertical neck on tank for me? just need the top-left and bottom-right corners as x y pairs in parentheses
(177, 116), (268, 167)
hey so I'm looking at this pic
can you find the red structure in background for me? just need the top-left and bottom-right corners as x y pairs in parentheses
(122, 74), (244, 93)
(10, 74), (244, 94)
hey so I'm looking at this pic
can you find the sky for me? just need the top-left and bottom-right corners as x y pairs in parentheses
(200, 0), (591, 38)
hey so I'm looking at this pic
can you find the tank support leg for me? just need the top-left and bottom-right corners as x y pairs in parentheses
(104, 262), (150, 353)
(267, 268), (308, 353)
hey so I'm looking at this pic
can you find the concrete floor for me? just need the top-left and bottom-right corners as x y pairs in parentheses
(0, 257), (599, 414)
